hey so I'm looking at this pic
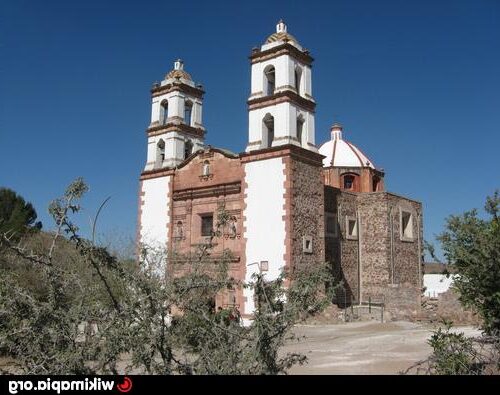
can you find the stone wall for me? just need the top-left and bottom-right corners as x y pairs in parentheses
(387, 194), (423, 287)
(324, 189), (423, 317)
(289, 157), (325, 270)
(436, 289), (481, 325)
(357, 193), (391, 295)
(363, 284), (421, 321)
(324, 188), (360, 303)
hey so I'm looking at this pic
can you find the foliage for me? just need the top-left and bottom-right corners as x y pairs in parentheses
(406, 191), (500, 375)
(0, 178), (336, 374)
(0, 187), (41, 238)
(427, 321), (477, 375)
(403, 320), (500, 375)
(438, 190), (500, 334)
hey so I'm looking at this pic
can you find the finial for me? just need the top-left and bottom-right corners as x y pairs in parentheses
(277, 19), (287, 33)
(174, 59), (184, 70)
(331, 123), (343, 140)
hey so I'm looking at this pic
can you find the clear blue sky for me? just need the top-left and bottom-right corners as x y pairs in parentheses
(1, 0), (499, 258)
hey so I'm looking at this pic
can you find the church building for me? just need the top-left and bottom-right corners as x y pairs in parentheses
(138, 21), (424, 322)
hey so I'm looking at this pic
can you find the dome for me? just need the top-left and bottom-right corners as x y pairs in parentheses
(265, 20), (300, 46)
(164, 59), (192, 82)
(165, 69), (192, 81)
(265, 31), (299, 45)
(318, 124), (375, 169)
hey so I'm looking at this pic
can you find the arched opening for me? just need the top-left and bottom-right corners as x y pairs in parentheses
(264, 65), (275, 96)
(372, 175), (381, 192)
(161, 100), (169, 125)
(184, 139), (193, 159)
(341, 173), (359, 192)
(296, 115), (304, 146)
(184, 100), (193, 126)
(263, 114), (274, 148)
(294, 66), (302, 96)
(202, 160), (210, 176)
(156, 139), (165, 168)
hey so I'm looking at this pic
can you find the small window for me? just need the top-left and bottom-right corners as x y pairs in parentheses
(302, 236), (313, 253)
(201, 214), (213, 237)
(296, 117), (304, 146)
(161, 101), (169, 125)
(202, 160), (210, 176)
(175, 221), (183, 239)
(156, 139), (165, 167)
(400, 210), (414, 241)
(264, 66), (275, 96)
(263, 114), (274, 148)
(325, 213), (337, 237)
(184, 140), (193, 159)
(184, 100), (193, 126)
(295, 67), (302, 95)
(346, 216), (358, 239)
(344, 175), (354, 190)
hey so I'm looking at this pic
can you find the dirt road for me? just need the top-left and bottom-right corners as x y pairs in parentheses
(283, 321), (480, 374)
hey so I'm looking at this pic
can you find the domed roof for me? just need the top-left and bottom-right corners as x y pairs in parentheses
(265, 31), (298, 45)
(164, 59), (192, 82)
(318, 124), (375, 169)
(265, 20), (300, 46)
(165, 69), (192, 81)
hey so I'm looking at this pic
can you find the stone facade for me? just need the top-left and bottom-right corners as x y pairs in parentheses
(286, 156), (325, 271)
(325, 189), (423, 317)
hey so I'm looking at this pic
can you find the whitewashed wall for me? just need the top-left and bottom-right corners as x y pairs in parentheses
(423, 274), (456, 298)
(242, 158), (286, 321)
(140, 176), (170, 252)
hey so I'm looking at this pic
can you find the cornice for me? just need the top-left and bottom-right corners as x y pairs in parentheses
(173, 182), (242, 201)
(249, 43), (313, 65)
(146, 123), (206, 139)
(248, 90), (316, 113)
(151, 82), (204, 99)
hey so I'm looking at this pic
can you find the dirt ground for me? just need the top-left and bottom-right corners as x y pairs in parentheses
(1, 321), (481, 375)
(282, 321), (481, 374)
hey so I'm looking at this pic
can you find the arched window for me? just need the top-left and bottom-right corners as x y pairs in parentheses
(372, 175), (381, 192)
(264, 65), (275, 96)
(296, 116), (304, 146)
(184, 139), (193, 159)
(263, 114), (274, 148)
(342, 173), (360, 192)
(294, 67), (302, 95)
(161, 100), (169, 125)
(184, 100), (193, 126)
(344, 175), (354, 190)
(156, 139), (165, 167)
(202, 160), (210, 176)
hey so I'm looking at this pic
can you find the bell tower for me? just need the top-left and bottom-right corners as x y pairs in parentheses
(246, 20), (317, 152)
(144, 59), (206, 170)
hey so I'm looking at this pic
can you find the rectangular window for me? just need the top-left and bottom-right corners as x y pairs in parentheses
(344, 176), (354, 190)
(201, 214), (213, 237)
(400, 210), (414, 241)
(302, 236), (313, 253)
(346, 216), (358, 240)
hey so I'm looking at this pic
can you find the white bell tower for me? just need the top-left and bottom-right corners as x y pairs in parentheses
(246, 20), (317, 153)
(144, 60), (206, 170)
